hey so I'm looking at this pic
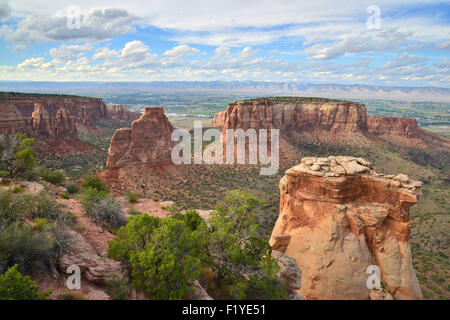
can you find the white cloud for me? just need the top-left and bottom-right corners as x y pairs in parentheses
(162, 45), (200, 58)
(303, 28), (412, 60)
(92, 47), (117, 60)
(49, 43), (92, 63)
(380, 53), (426, 70)
(0, 7), (138, 47)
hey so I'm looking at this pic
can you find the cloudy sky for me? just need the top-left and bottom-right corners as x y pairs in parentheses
(0, 0), (449, 86)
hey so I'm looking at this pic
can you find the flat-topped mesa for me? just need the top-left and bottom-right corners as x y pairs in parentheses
(212, 97), (450, 148)
(106, 107), (174, 169)
(270, 156), (423, 300)
(215, 98), (368, 134)
(106, 104), (141, 122)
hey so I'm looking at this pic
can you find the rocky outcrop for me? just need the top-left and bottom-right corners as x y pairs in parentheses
(272, 250), (304, 300)
(0, 92), (108, 126)
(106, 104), (141, 122)
(367, 116), (450, 149)
(270, 156), (423, 300)
(59, 229), (125, 285)
(212, 98), (450, 148)
(106, 107), (174, 169)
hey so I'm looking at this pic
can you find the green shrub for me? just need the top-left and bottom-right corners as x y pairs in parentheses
(0, 223), (54, 273)
(109, 214), (205, 300)
(81, 188), (126, 232)
(81, 174), (109, 192)
(33, 218), (49, 231)
(42, 170), (65, 185)
(128, 208), (143, 216)
(59, 192), (70, 199)
(0, 190), (32, 229)
(12, 185), (23, 193)
(65, 183), (80, 195)
(152, 197), (159, 202)
(0, 264), (51, 300)
(57, 291), (84, 300)
(106, 275), (132, 300)
(31, 192), (73, 226)
(126, 191), (139, 203)
(0, 133), (37, 180)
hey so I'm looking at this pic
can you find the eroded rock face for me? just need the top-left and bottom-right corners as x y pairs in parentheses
(212, 98), (450, 148)
(106, 104), (141, 122)
(106, 107), (174, 169)
(272, 250), (304, 300)
(367, 116), (450, 149)
(270, 156), (423, 300)
(59, 230), (125, 285)
(216, 99), (367, 134)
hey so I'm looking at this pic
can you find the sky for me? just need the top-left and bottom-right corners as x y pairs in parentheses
(0, 0), (449, 87)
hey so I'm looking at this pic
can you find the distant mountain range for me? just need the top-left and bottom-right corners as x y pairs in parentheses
(0, 81), (449, 102)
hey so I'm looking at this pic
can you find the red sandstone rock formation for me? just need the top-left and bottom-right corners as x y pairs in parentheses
(212, 98), (450, 148)
(216, 99), (367, 133)
(106, 104), (141, 122)
(270, 156), (423, 300)
(367, 116), (450, 149)
(106, 107), (174, 169)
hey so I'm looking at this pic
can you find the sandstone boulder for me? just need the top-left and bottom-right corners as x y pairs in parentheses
(59, 230), (125, 285)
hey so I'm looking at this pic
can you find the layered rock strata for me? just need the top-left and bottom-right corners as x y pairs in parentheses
(270, 156), (423, 300)
(106, 107), (174, 169)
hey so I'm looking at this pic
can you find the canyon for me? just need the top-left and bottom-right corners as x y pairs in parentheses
(270, 156), (423, 300)
(0, 93), (139, 153)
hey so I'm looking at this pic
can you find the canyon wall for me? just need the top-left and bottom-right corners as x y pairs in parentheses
(0, 93), (139, 153)
(106, 107), (174, 169)
(106, 104), (141, 122)
(270, 156), (423, 300)
(213, 98), (450, 148)
(367, 116), (450, 149)
(215, 99), (368, 133)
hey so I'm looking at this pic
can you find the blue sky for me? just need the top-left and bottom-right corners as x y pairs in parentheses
(0, 0), (449, 86)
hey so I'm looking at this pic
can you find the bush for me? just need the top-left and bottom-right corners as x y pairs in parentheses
(81, 174), (109, 192)
(208, 190), (287, 300)
(0, 223), (54, 273)
(0, 133), (37, 180)
(106, 275), (132, 300)
(33, 218), (49, 231)
(126, 191), (139, 203)
(152, 197), (159, 202)
(65, 183), (80, 195)
(81, 188), (126, 232)
(31, 192), (73, 226)
(42, 170), (65, 185)
(59, 192), (69, 199)
(0, 190), (32, 229)
(109, 214), (206, 299)
(57, 291), (84, 300)
(12, 185), (23, 193)
(0, 264), (51, 300)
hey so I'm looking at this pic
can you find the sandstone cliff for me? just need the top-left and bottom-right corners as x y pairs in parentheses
(106, 104), (141, 122)
(106, 107), (174, 169)
(216, 98), (367, 133)
(367, 116), (450, 149)
(270, 156), (423, 300)
(0, 92), (108, 125)
(213, 98), (450, 148)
